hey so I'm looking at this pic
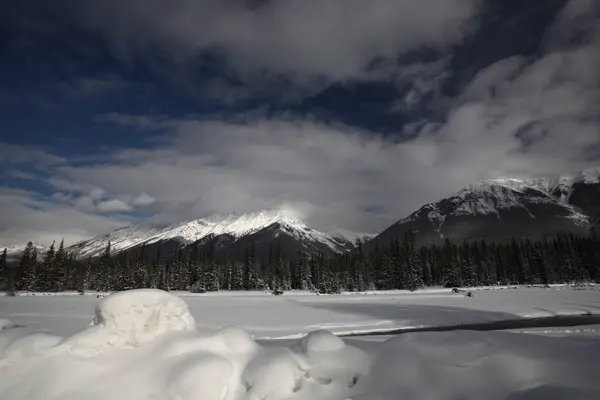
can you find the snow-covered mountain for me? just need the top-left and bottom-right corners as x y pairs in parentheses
(67, 210), (375, 260)
(366, 168), (600, 248)
(4, 243), (47, 262)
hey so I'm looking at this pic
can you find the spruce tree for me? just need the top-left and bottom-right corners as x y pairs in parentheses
(97, 241), (112, 292)
(76, 258), (91, 293)
(243, 243), (254, 290)
(52, 239), (66, 291)
(113, 251), (129, 291)
(268, 242), (286, 292)
(2, 249), (15, 296)
(0, 248), (7, 291)
(18, 242), (35, 291)
(441, 239), (461, 287)
(460, 242), (476, 287)
(231, 261), (243, 290)
(133, 244), (148, 289)
(38, 242), (56, 291)
(202, 245), (219, 291)
(405, 232), (423, 291)
(420, 247), (433, 286)
(297, 251), (312, 290)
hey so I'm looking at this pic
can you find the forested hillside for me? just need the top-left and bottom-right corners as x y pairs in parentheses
(2, 230), (599, 295)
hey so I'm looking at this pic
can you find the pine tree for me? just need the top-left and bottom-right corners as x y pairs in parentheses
(441, 239), (461, 287)
(590, 229), (600, 282)
(230, 261), (243, 290)
(96, 241), (112, 292)
(76, 258), (91, 293)
(1, 248), (15, 296)
(0, 248), (7, 291)
(113, 251), (130, 291)
(568, 234), (588, 285)
(172, 248), (187, 291)
(51, 239), (66, 291)
(202, 245), (219, 291)
(36, 242), (56, 291)
(530, 244), (549, 286)
(420, 247), (433, 286)
(404, 232), (423, 291)
(460, 242), (476, 287)
(132, 244), (148, 289)
(388, 238), (404, 289)
(63, 253), (75, 290)
(271, 242), (285, 292)
(297, 251), (312, 290)
(18, 242), (36, 291)
(243, 243), (254, 291)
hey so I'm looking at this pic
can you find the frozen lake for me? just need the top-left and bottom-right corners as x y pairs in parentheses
(2, 286), (600, 339)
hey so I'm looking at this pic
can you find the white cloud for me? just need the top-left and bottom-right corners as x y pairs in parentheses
(0, 189), (128, 248)
(96, 199), (134, 213)
(68, 0), (481, 82)
(133, 192), (156, 207)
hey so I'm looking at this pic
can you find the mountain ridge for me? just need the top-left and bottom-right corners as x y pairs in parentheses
(5, 168), (600, 261)
(368, 168), (600, 249)
(66, 209), (375, 260)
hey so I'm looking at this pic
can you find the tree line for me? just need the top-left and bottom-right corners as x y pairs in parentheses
(1, 231), (599, 295)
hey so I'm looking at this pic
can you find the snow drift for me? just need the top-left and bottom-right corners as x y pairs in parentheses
(0, 289), (599, 400)
(0, 289), (372, 400)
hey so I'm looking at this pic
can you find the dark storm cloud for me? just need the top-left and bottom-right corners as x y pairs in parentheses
(67, 0), (481, 82)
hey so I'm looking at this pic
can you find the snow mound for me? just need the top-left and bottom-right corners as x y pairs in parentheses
(63, 289), (196, 353)
(0, 289), (371, 400)
(294, 329), (346, 354)
(0, 318), (14, 330)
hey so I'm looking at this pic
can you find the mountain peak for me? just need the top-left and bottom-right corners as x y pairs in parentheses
(470, 167), (600, 194)
(66, 206), (369, 259)
(380, 168), (600, 248)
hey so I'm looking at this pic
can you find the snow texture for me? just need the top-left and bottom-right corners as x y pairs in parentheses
(1, 289), (599, 400)
(369, 330), (600, 400)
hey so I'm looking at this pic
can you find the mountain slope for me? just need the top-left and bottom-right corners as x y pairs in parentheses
(366, 170), (598, 248)
(4, 243), (47, 263)
(67, 210), (374, 261)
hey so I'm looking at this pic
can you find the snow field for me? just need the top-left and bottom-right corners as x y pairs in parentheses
(368, 330), (600, 400)
(0, 289), (372, 400)
(1, 288), (600, 399)
(2, 286), (600, 338)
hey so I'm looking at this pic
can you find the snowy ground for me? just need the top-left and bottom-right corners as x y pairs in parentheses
(1, 287), (600, 400)
(2, 286), (600, 339)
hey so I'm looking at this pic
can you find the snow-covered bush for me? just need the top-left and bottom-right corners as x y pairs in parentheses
(190, 282), (206, 293)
